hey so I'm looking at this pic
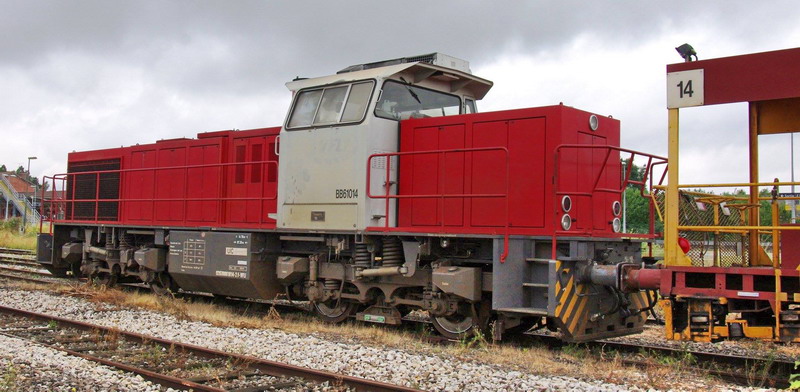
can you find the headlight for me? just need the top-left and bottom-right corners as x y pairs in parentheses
(612, 217), (622, 233)
(589, 114), (599, 131)
(612, 201), (622, 216)
(561, 214), (572, 231)
(561, 195), (572, 212)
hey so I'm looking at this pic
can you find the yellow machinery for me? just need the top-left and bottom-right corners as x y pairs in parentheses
(657, 47), (800, 342)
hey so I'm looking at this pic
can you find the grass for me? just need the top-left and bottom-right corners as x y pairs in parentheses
(0, 218), (39, 250)
(0, 361), (18, 392)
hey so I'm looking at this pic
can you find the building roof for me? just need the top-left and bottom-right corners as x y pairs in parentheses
(3, 174), (36, 194)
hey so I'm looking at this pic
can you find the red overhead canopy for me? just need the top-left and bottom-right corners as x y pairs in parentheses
(667, 47), (800, 106)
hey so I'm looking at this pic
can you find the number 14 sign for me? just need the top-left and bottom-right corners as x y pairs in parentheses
(667, 69), (704, 109)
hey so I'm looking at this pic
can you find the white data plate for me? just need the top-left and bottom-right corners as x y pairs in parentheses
(667, 69), (704, 109)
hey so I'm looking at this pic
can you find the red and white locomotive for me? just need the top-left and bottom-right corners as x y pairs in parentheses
(38, 53), (663, 341)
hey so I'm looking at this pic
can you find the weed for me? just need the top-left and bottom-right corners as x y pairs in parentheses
(745, 348), (777, 388)
(46, 320), (57, 329)
(790, 361), (800, 390)
(143, 344), (165, 364)
(561, 343), (588, 359)
(0, 361), (18, 392)
(458, 328), (489, 350)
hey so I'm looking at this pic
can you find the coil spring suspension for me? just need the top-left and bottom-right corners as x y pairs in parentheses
(354, 243), (370, 269)
(381, 237), (403, 267)
(324, 279), (341, 291)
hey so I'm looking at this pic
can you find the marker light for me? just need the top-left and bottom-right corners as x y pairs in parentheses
(561, 195), (572, 212)
(612, 201), (622, 216)
(589, 114), (599, 131)
(561, 214), (572, 231)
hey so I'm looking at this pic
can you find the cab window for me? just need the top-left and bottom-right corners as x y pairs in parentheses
(465, 98), (477, 114)
(374, 80), (461, 121)
(287, 81), (375, 129)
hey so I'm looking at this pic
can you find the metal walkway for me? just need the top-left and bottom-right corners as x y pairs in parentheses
(0, 173), (40, 226)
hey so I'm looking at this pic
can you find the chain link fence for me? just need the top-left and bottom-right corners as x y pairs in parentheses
(653, 190), (786, 267)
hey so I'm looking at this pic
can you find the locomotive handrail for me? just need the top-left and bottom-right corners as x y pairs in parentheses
(38, 160), (278, 230)
(552, 145), (668, 259)
(366, 147), (511, 262)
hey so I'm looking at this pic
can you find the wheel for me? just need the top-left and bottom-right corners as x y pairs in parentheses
(91, 272), (117, 288)
(69, 262), (82, 278)
(45, 266), (68, 278)
(149, 273), (178, 296)
(431, 301), (491, 340)
(314, 300), (358, 323)
(432, 314), (477, 339)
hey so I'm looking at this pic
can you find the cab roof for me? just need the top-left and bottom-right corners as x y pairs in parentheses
(285, 62), (493, 100)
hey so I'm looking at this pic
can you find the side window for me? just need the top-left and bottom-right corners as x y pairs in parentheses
(342, 82), (373, 122)
(287, 81), (375, 129)
(313, 86), (348, 124)
(465, 99), (477, 114)
(374, 80), (461, 121)
(288, 90), (323, 128)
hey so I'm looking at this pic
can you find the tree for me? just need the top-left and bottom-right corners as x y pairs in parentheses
(15, 166), (24, 176)
(620, 160), (662, 234)
(0, 164), (6, 172)
(623, 186), (663, 234)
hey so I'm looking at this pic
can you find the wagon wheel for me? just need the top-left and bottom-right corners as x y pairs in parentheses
(91, 271), (118, 288)
(149, 272), (178, 296)
(431, 300), (491, 340)
(314, 300), (358, 323)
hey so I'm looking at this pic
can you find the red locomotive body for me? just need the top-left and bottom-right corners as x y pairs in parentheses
(39, 53), (662, 342)
(62, 127), (280, 230)
(391, 105), (621, 238)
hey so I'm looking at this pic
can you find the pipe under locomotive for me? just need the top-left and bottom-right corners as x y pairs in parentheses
(36, 53), (665, 341)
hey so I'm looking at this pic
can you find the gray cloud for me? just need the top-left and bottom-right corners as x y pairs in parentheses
(1, 1), (799, 180)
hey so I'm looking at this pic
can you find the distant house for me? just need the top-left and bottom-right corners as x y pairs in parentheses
(1, 172), (66, 220)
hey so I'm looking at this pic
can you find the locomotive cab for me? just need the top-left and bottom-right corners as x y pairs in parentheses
(276, 53), (493, 232)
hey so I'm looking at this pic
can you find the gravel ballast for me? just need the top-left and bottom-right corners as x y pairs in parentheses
(0, 334), (163, 392)
(0, 286), (778, 391)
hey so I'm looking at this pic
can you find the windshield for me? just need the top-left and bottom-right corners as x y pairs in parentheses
(287, 81), (375, 129)
(374, 80), (461, 121)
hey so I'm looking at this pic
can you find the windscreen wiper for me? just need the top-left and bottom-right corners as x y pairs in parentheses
(399, 77), (421, 104)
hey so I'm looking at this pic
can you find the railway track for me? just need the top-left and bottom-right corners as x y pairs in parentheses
(522, 333), (793, 389)
(0, 304), (420, 392)
(1, 247), (794, 389)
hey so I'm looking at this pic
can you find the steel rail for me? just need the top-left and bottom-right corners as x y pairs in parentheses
(0, 304), (422, 392)
(527, 333), (792, 388)
(0, 271), (54, 284)
(0, 247), (36, 256)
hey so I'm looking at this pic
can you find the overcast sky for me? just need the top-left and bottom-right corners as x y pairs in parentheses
(1, 1), (799, 191)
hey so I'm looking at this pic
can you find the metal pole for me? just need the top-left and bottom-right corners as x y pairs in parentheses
(23, 156), (37, 232)
(792, 133), (796, 224)
(622, 161), (627, 233)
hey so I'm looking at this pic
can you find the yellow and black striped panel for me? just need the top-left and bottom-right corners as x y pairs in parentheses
(553, 260), (648, 341)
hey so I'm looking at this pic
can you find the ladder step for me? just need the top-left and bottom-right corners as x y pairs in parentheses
(525, 258), (551, 264)
(522, 283), (549, 288)
(496, 307), (548, 316)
